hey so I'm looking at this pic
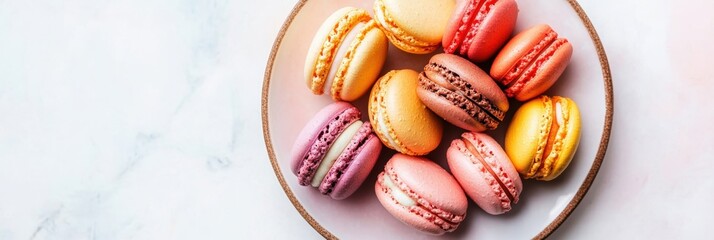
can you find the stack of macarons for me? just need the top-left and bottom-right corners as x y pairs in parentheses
(291, 0), (582, 235)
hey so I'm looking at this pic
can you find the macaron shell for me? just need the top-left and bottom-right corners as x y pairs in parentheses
(290, 102), (355, 175)
(388, 154), (468, 215)
(417, 86), (485, 132)
(430, 54), (508, 110)
(504, 97), (550, 176)
(370, 69), (443, 155)
(465, 0), (519, 62)
(332, 21), (388, 101)
(380, 0), (455, 46)
(539, 98), (581, 181)
(490, 24), (553, 81)
(514, 41), (573, 101)
(327, 128), (383, 199)
(375, 179), (446, 234)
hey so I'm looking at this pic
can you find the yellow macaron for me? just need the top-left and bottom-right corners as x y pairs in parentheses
(505, 96), (581, 181)
(304, 7), (388, 101)
(368, 69), (443, 156)
(373, 0), (455, 54)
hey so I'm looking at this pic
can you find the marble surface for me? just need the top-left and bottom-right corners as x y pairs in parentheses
(0, 0), (712, 239)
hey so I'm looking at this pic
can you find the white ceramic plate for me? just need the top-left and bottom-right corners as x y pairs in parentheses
(263, 0), (612, 238)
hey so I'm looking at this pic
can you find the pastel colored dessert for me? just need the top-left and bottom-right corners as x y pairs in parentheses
(304, 7), (388, 101)
(447, 132), (522, 215)
(491, 24), (573, 101)
(417, 53), (509, 132)
(368, 69), (443, 156)
(505, 96), (581, 181)
(443, 0), (519, 62)
(375, 154), (468, 235)
(290, 102), (383, 199)
(373, 0), (456, 54)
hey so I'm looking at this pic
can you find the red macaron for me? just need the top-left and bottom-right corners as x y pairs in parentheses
(442, 0), (519, 62)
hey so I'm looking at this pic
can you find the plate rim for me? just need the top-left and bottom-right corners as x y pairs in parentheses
(261, 0), (613, 239)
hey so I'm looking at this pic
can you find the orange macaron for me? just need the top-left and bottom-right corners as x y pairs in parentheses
(491, 24), (573, 101)
(368, 69), (443, 156)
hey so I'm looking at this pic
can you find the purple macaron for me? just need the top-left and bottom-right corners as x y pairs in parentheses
(290, 102), (382, 199)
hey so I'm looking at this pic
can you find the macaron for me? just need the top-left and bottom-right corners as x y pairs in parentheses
(447, 132), (522, 215)
(491, 24), (573, 101)
(375, 154), (468, 235)
(442, 0), (519, 62)
(505, 96), (581, 181)
(368, 69), (443, 156)
(417, 53), (509, 132)
(290, 102), (383, 199)
(373, 0), (456, 54)
(304, 7), (388, 101)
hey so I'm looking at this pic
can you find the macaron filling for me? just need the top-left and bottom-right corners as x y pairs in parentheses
(536, 97), (570, 179)
(311, 120), (363, 187)
(460, 135), (517, 205)
(419, 63), (504, 129)
(318, 122), (376, 195)
(380, 172), (416, 206)
(309, 9), (371, 95)
(296, 107), (361, 186)
(370, 71), (411, 154)
(325, 22), (366, 95)
(377, 169), (465, 232)
(373, 0), (437, 52)
(375, 106), (401, 151)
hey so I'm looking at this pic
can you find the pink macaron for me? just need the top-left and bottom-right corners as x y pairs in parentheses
(375, 154), (468, 235)
(442, 0), (519, 62)
(447, 132), (522, 215)
(290, 102), (382, 200)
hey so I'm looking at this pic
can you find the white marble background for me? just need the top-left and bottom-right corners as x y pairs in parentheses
(0, 0), (712, 239)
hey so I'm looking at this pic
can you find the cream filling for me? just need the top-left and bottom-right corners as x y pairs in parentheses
(555, 101), (564, 125)
(325, 22), (365, 90)
(311, 120), (363, 187)
(376, 107), (402, 152)
(382, 173), (416, 206)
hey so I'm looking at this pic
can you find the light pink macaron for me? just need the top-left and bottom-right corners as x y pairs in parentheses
(447, 132), (522, 215)
(375, 154), (468, 235)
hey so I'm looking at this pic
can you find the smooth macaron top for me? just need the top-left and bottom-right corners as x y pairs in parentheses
(369, 69), (443, 156)
(447, 132), (522, 215)
(376, 154), (468, 234)
(304, 7), (388, 101)
(442, 0), (519, 62)
(490, 24), (573, 101)
(505, 96), (581, 181)
(417, 53), (508, 132)
(373, 0), (456, 53)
